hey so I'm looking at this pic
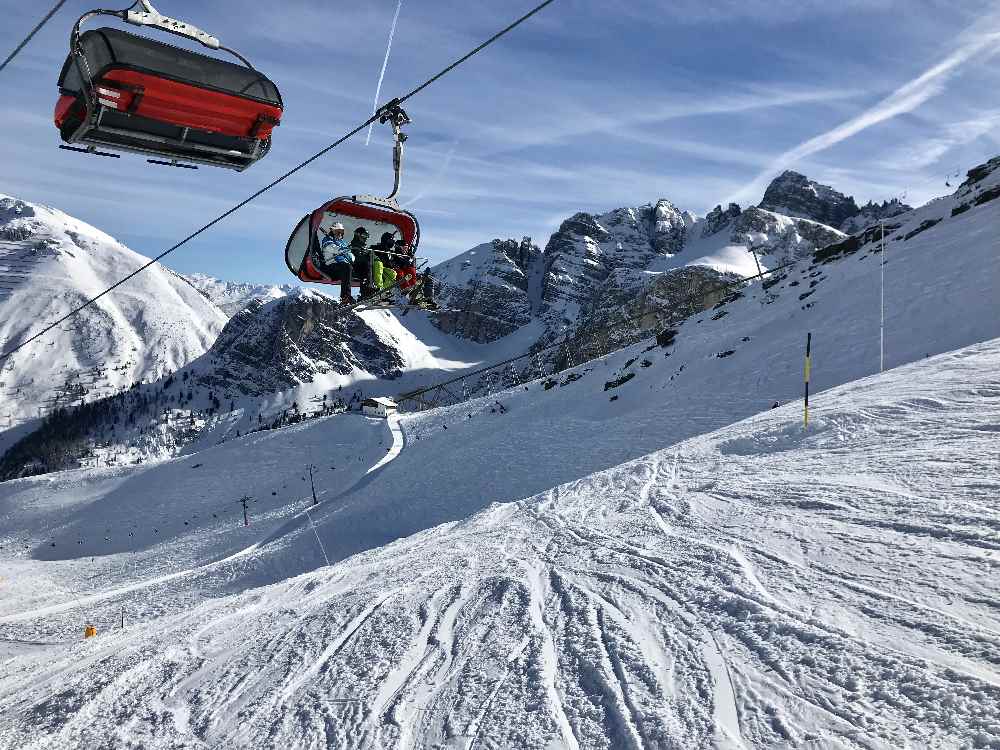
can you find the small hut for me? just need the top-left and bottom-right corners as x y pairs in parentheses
(362, 397), (398, 419)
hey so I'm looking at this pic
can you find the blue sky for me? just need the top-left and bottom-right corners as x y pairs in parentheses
(1, 0), (998, 284)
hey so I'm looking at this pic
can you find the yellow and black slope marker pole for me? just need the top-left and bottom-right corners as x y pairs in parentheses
(804, 332), (812, 428)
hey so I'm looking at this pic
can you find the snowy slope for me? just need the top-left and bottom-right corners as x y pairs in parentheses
(3, 157), (997, 481)
(0, 334), (997, 748)
(0, 286), (542, 477)
(0, 195), (228, 428)
(181, 272), (296, 317)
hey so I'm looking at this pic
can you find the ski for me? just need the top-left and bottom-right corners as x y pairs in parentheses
(332, 275), (425, 318)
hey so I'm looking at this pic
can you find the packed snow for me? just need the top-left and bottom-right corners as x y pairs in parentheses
(1, 335), (997, 748)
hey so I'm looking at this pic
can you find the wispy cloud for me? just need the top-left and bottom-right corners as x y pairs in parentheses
(403, 140), (460, 207)
(726, 22), (1000, 204)
(876, 110), (1000, 170)
(471, 84), (864, 153)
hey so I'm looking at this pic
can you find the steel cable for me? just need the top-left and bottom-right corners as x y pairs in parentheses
(0, 0), (559, 364)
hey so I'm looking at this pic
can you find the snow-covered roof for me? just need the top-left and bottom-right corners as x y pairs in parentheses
(363, 397), (398, 407)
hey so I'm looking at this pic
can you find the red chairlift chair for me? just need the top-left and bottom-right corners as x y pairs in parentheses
(285, 101), (421, 290)
(54, 1), (283, 170)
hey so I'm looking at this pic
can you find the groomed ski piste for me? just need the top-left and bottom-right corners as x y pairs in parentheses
(2, 338), (999, 748)
(0, 165), (998, 747)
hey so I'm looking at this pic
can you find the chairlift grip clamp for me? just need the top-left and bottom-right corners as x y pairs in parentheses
(125, 1), (221, 49)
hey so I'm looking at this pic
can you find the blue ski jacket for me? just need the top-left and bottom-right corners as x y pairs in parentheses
(319, 235), (353, 266)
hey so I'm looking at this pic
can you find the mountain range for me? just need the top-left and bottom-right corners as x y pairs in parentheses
(0, 159), (997, 477)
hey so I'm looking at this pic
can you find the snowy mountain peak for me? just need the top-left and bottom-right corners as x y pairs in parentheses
(0, 194), (227, 428)
(759, 169), (861, 229)
(182, 272), (296, 317)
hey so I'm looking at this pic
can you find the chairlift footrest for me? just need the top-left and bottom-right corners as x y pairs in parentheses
(59, 144), (120, 158)
(148, 159), (199, 169)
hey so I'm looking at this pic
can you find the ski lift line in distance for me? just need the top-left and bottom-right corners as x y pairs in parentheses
(54, 1), (283, 170)
(0, 0), (71, 75)
(0, 0), (559, 366)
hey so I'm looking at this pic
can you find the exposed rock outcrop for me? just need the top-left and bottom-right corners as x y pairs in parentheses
(759, 170), (860, 229)
(734, 207), (846, 263)
(199, 290), (404, 394)
(432, 239), (539, 343)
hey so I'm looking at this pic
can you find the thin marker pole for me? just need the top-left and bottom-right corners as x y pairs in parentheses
(804, 332), (812, 428)
(305, 508), (330, 567)
(879, 221), (886, 373)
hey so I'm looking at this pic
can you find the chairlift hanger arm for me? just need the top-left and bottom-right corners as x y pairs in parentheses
(124, 0), (220, 49)
(72, 2), (255, 71)
(376, 99), (411, 202)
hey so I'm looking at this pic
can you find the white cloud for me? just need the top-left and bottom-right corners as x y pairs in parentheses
(470, 84), (864, 153)
(725, 23), (1000, 204)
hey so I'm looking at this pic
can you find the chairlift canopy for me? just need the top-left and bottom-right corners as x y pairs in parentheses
(55, 19), (283, 170)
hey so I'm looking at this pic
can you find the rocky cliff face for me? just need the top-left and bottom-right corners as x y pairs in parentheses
(198, 289), (404, 395)
(733, 207), (846, 263)
(840, 199), (913, 234)
(701, 203), (742, 237)
(759, 170), (861, 229)
(432, 238), (540, 343)
(564, 265), (733, 367)
(432, 186), (849, 375)
(537, 202), (692, 336)
(955, 155), (1000, 202)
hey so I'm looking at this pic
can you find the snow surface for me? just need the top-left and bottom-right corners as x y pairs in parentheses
(1, 335), (998, 748)
(0, 196), (227, 428)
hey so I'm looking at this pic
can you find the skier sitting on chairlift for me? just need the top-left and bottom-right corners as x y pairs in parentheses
(349, 227), (377, 299)
(390, 239), (437, 310)
(371, 232), (399, 291)
(316, 223), (355, 303)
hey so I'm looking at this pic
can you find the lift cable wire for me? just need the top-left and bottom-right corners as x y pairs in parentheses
(0, 0), (558, 365)
(397, 261), (797, 406)
(0, 0), (70, 75)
